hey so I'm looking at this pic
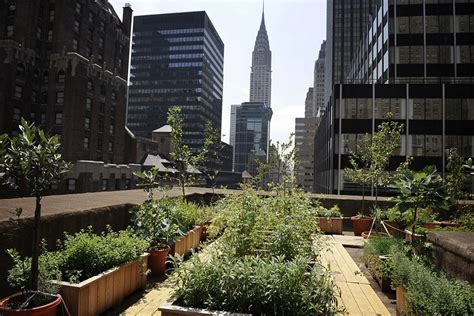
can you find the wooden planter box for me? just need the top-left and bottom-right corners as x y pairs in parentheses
(160, 302), (251, 316)
(368, 256), (393, 293)
(396, 287), (410, 316)
(317, 217), (343, 234)
(173, 226), (202, 257)
(56, 253), (149, 316)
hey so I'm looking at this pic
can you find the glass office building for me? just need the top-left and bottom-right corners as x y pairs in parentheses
(127, 11), (224, 152)
(315, 0), (474, 194)
(234, 102), (273, 174)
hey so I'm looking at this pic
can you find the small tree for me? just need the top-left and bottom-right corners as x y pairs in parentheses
(392, 166), (452, 245)
(167, 106), (210, 199)
(0, 119), (70, 291)
(446, 147), (467, 202)
(200, 121), (224, 198)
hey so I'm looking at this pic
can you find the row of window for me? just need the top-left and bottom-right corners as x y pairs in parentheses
(337, 98), (474, 120)
(83, 137), (114, 152)
(132, 53), (205, 61)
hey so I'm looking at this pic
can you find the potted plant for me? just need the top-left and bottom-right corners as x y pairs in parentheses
(315, 204), (343, 234)
(392, 165), (452, 246)
(0, 119), (70, 315)
(130, 198), (182, 276)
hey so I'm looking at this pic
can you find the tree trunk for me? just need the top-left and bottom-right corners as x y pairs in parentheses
(361, 185), (365, 214)
(31, 195), (41, 291)
(411, 207), (418, 246)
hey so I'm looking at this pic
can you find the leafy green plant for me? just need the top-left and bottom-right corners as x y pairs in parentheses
(446, 147), (468, 202)
(388, 253), (474, 315)
(363, 236), (403, 279)
(174, 254), (342, 315)
(0, 119), (70, 294)
(314, 205), (341, 218)
(130, 198), (183, 250)
(392, 166), (452, 245)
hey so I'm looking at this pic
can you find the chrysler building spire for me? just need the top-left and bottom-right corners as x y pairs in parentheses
(249, 2), (272, 108)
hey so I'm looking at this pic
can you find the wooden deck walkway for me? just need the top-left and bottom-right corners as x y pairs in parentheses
(321, 236), (391, 316)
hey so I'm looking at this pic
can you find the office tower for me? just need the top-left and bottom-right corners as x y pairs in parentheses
(0, 0), (132, 164)
(249, 8), (272, 107)
(324, 0), (378, 106)
(233, 102), (273, 174)
(314, 41), (326, 117)
(229, 104), (239, 169)
(305, 88), (315, 118)
(314, 0), (474, 194)
(127, 12), (224, 152)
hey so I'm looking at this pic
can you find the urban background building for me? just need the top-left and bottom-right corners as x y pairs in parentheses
(0, 0), (152, 195)
(233, 102), (273, 174)
(315, 0), (474, 195)
(314, 40), (327, 117)
(127, 11), (224, 153)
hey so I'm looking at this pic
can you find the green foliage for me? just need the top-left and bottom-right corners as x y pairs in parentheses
(314, 204), (341, 218)
(392, 165), (452, 243)
(388, 253), (474, 315)
(0, 118), (71, 195)
(167, 107), (213, 199)
(200, 121), (224, 192)
(56, 228), (148, 282)
(7, 248), (62, 295)
(446, 147), (468, 201)
(345, 116), (403, 212)
(174, 255), (342, 315)
(363, 236), (404, 280)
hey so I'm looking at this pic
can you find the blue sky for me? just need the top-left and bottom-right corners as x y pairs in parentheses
(109, 0), (326, 145)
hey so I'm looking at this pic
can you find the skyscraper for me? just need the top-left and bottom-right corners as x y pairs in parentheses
(324, 0), (378, 106)
(314, 41), (326, 117)
(249, 8), (272, 108)
(127, 12), (224, 152)
(233, 102), (273, 174)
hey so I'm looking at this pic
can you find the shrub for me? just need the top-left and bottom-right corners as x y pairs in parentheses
(57, 228), (149, 282)
(363, 236), (403, 279)
(314, 205), (341, 218)
(389, 253), (474, 315)
(174, 255), (342, 315)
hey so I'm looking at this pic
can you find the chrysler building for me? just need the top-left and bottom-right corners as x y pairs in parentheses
(249, 6), (272, 108)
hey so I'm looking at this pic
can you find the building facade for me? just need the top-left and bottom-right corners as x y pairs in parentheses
(324, 0), (378, 106)
(249, 10), (272, 108)
(0, 0), (132, 164)
(295, 116), (320, 192)
(314, 40), (327, 117)
(233, 102), (273, 174)
(127, 12), (224, 152)
(315, 0), (474, 195)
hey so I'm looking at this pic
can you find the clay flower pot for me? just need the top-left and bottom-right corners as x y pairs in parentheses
(0, 292), (62, 316)
(351, 216), (373, 236)
(148, 246), (170, 276)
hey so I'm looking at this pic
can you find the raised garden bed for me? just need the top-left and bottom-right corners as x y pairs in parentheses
(160, 302), (251, 316)
(318, 217), (343, 234)
(172, 226), (203, 257)
(56, 253), (148, 316)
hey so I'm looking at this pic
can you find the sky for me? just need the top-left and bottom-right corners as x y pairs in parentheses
(109, 0), (327, 145)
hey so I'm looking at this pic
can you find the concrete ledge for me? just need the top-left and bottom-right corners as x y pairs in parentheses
(427, 232), (474, 283)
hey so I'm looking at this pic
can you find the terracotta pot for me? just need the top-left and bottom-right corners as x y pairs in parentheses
(0, 293), (61, 316)
(148, 246), (170, 276)
(351, 216), (373, 236)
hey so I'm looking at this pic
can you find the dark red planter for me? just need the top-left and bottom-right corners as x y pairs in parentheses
(351, 216), (373, 236)
(148, 246), (170, 276)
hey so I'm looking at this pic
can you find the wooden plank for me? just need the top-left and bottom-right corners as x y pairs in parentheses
(323, 248), (348, 283)
(337, 282), (361, 315)
(346, 282), (376, 314)
(105, 272), (114, 309)
(78, 284), (90, 315)
(88, 280), (98, 315)
(360, 284), (391, 316)
(124, 263), (132, 296)
(97, 274), (107, 314)
(333, 243), (370, 284)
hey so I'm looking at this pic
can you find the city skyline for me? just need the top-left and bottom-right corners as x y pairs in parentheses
(109, 0), (326, 145)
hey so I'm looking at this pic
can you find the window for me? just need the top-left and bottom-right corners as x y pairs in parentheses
(86, 97), (92, 110)
(88, 12), (94, 24)
(101, 179), (107, 191)
(13, 108), (21, 121)
(74, 20), (80, 33)
(40, 113), (46, 125)
(87, 79), (93, 91)
(16, 63), (25, 77)
(56, 91), (64, 104)
(108, 141), (113, 152)
(99, 37), (104, 48)
(72, 39), (78, 51)
(67, 179), (76, 191)
(75, 2), (82, 14)
(55, 112), (62, 125)
(31, 91), (37, 102)
(14, 85), (23, 98)
(7, 25), (14, 37)
(98, 119), (104, 132)
(43, 71), (49, 84)
(97, 138), (103, 150)
(47, 30), (53, 42)
(83, 137), (89, 149)
(84, 117), (90, 129)
(100, 21), (105, 32)
(100, 85), (106, 96)
(99, 102), (105, 113)
(36, 27), (42, 39)
(49, 10), (55, 22)
(57, 70), (65, 84)
(109, 124), (114, 135)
